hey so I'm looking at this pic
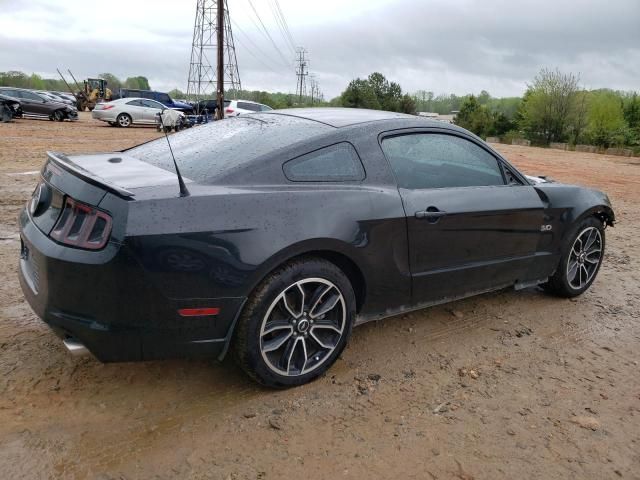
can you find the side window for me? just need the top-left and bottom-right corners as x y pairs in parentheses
(260, 104), (273, 111)
(284, 143), (365, 182)
(0, 89), (17, 98)
(381, 133), (505, 189)
(18, 91), (40, 101)
(126, 100), (143, 107)
(142, 99), (163, 109)
(238, 102), (260, 111)
(157, 94), (171, 104)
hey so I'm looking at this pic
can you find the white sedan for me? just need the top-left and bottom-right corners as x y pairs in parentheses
(92, 97), (176, 127)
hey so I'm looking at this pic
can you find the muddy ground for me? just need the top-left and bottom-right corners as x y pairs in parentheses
(1, 114), (639, 479)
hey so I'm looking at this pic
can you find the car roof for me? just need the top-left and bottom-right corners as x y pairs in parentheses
(113, 97), (159, 103)
(264, 107), (425, 128)
(231, 99), (263, 105)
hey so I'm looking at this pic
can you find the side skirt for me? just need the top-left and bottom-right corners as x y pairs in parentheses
(354, 281), (545, 327)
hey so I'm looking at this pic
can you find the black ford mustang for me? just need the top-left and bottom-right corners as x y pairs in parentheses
(19, 108), (615, 387)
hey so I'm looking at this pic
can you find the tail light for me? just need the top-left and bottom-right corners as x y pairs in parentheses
(225, 108), (234, 113)
(50, 197), (112, 250)
(102, 104), (114, 110)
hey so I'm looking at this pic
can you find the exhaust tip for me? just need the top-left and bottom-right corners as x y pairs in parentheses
(63, 338), (89, 357)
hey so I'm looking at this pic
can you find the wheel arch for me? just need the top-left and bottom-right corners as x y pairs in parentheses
(219, 243), (368, 361)
(573, 204), (615, 228)
(247, 241), (368, 314)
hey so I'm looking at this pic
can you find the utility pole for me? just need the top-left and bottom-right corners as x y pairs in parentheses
(295, 48), (308, 104)
(216, 0), (224, 119)
(309, 74), (316, 105)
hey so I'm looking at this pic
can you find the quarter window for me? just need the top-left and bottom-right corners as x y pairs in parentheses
(284, 143), (365, 182)
(382, 133), (505, 189)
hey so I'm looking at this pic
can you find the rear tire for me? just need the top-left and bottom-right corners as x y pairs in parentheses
(116, 113), (132, 128)
(233, 258), (356, 388)
(543, 216), (605, 298)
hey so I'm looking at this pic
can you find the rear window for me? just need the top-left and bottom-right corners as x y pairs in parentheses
(238, 102), (261, 111)
(127, 114), (333, 183)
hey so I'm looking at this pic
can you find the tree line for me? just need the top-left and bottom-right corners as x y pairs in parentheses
(453, 69), (639, 150)
(0, 71), (151, 93)
(2, 68), (638, 151)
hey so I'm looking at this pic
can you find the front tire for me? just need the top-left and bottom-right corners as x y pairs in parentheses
(233, 258), (356, 388)
(543, 217), (605, 298)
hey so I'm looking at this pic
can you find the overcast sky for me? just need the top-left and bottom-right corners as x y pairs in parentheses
(1, 0), (638, 99)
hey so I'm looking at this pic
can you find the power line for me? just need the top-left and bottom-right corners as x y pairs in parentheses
(231, 18), (286, 75)
(245, 0), (291, 67)
(268, 0), (296, 56)
(274, 0), (297, 51)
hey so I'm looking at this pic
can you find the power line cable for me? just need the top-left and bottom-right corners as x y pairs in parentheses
(245, 0), (292, 67)
(268, 0), (296, 55)
(272, 0), (297, 52)
(231, 18), (286, 74)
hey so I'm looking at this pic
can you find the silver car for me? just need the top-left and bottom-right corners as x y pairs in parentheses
(92, 97), (170, 127)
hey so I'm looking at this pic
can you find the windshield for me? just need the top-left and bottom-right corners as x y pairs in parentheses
(126, 114), (333, 183)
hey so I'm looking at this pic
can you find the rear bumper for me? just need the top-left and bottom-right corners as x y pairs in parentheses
(91, 110), (115, 122)
(18, 207), (245, 362)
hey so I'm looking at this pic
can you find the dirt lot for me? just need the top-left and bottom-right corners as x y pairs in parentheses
(1, 113), (639, 479)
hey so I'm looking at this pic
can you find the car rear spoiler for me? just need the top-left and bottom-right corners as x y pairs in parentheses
(46, 151), (135, 198)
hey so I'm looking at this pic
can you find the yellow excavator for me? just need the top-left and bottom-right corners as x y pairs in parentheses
(57, 69), (113, 111)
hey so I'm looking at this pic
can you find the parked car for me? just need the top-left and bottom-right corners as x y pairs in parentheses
(0, 87), (77, 121)
(53, 91), (78, 104)
(224, 99), (273, 117)
(18, 108), (615, 388)
(0, 93), (23, 122)
(36, 91), (75, 107)
(193, 99), (228, 115)
(92, 97), (173, 127)
(118, 89), (194, 114)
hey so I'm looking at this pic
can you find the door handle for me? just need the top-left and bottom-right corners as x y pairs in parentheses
(415, 207), (447, 222)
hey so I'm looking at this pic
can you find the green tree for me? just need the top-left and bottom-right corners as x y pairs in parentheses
(124, 76), (151, 90)
(340, 79), (381, 110)
(455, 95), (493, 137)
(398, 94), (417, 115)
(624, 92), (640, 130)
(585, 90), (627, 147)
(518, 68), (580, 144)
(99, 73), (123, 91)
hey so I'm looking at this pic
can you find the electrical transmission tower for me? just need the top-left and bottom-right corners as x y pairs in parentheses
(187, 0), (241, 106)
(295, 48), (308, 103)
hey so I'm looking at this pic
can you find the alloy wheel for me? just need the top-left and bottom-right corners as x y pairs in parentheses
(566, 226), (603, 290)
(259, 278), (346, 377)
(118, 115), (131, 127)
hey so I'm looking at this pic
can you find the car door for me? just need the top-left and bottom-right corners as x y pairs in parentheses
(17, 90), (48, 115)
(123, 100), (146, 123)
(140, 99), (164, 122)
(380, 131), (545, 304)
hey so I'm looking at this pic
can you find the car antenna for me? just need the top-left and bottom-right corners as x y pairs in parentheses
(158, 109), (190, 197)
